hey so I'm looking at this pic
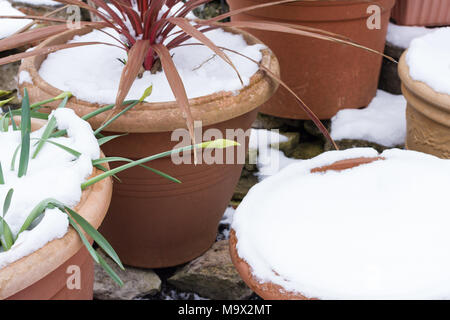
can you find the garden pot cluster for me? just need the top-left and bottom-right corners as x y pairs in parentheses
(19, 26), (279, 268)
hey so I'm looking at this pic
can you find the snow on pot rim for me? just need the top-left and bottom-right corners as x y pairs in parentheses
(230, 148), (450, 300)
(18, 26), (279, 133)
(0, 111), (112, 299)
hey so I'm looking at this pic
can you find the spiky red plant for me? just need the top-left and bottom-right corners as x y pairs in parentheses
(0, 0), (391, 147)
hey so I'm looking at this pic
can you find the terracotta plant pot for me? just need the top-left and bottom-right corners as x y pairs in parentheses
(19, 27), (279, 268)
(398, 51), (450, 159)
(0, 119), (113, 300)
(391, 0), (450, 26)
(227, 0), (395, 120)
(229, 157), (383, 300)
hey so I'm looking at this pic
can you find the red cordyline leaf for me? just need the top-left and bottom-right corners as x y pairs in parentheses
(152, 43), (196, 149)
(114, 39), (150, 109)
(0, 22), (107, 52)
(0, 41), (124, 65)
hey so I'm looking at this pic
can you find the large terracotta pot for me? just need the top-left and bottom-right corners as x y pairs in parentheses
(398, 51), (450, 159)
(391, 0), (450, 26)
(229, 157), (383, 300)
(227, 0), (395, 120)
(19, 27), (279, 268)
(0, 119), (113, 300)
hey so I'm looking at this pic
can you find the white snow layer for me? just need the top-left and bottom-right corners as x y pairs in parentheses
(330, 90), (407, 147)
(39, 27), (265, 104)
(13, 0), (61, 6)
(249, 129), (297, 179)
(406, 27), (450, 96)
(0, 108), (100, 269)
(232, 148), (450, 300)
(0, 0), (32, 39)
(386, 23), (436, 49)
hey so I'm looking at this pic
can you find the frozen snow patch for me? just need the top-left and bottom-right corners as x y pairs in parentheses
(0, 1), (32, 39)
(330, 90), (406, 147)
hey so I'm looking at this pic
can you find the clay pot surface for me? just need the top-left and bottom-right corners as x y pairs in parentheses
(229, 157), (383, 300)
(0, 119), (112, 300)
(228, 0), (394, 119)
(391, 0), (450, 26)
(19, 27), (279, 268)
(398, 51), (450, 159)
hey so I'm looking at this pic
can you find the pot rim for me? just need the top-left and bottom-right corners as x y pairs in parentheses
(0, 118), (113, 299)
(399, 51), (450, 114)
(229, 156), (383, 300)
(19, 26), (279, 133)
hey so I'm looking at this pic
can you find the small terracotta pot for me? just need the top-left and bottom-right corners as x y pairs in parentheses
(391, 0), (450, 26)
(227, 0), (395, 120)
(398, 51), (450, 159)
(19, 27), (279, 268)
(0, 119), (113, 300)
(229, 157), (383, 300)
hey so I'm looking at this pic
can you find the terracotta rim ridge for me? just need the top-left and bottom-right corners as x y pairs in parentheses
(19, 26), (280, 133)
(229, 156), (384, 300)
(0, 119), (113, 299)
(398, 51), (450, 124)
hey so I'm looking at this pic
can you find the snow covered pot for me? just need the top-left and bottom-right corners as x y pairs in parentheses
(398, 28), (450, 158)
(18, 25), (279, 268)
(0, 104), (113, 299)
(230, 148), (450, 300)
(391, 0), (450, 27)
(227, 0), (395, 119)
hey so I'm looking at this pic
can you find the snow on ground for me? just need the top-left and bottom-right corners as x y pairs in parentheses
(0, 109), (100, 269)
(249, 129), (297, 180)
(232, 148), (450, 300)
(330, 90), (407, 147)
(386, 22), (436, 49)
(0, 0), (32, 39)
(406, 27), (450, 96)
(39, 26), (265, 104)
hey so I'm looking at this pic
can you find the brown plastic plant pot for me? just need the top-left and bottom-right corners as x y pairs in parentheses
(391, 0), (450, 26)
(229, 156), (383, 300)
(398, 51), (450, 159)
(0, 119), (113, 300)
(18, 27), (280, 268)
(227, 0), (395, 120)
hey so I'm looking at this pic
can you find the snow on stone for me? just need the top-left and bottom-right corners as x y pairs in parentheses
(406, 27), (450, 96)
(386, 22), (436, 49)
(232, 148), (450, 300)
(18, 70), (32, 85)
(0, 0), (32, 39)
(330, 90), (406, 147)
(249, 129), (297, 180)
(39, 27), (265, 104)
(0, 108), (100, 269)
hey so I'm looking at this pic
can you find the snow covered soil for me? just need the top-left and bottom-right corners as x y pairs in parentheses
(232, 148), (450, 300)
(406, 27), (450, 96)
(38, 26), (265, 104)
(0, 109), (100, 269)
(0, 0), (32, 39)
(13, 0), (61, 6)
(330, 90), (407, 147)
